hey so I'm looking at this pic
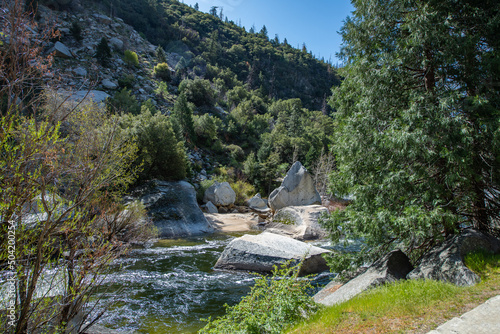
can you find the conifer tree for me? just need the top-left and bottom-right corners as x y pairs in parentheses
(171, 93), (196, 144)
(324, 0), (500, 271)
(155, 45), (167, 63)
(95, 37), (112, 67)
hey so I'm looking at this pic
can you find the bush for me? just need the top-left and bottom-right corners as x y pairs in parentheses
(153, 62), (171, 81)
(194, 113), (218, 144)
(119, 109), (188, 182)
(231, 180), (256, 206)
(118, 74), (135, 89)
(124, 50), (139, 67)
(199, 262), (318, 334)
(178, 78), (215, 107)
(106, 88), (141, 114)
(155, 45), (167, 63)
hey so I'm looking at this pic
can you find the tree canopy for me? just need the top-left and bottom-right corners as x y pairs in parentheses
(324, 0), (500, 271)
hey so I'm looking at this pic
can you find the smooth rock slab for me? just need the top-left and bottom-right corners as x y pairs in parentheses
(266, 205), (328, 240)
(427, 295), (500, 334)
(314, 249), (413, 306)
(214, 232), (330, 276)
(131, 180), (213, 238)
(407, 229), (500, 286)
(203, 181), (236, 206)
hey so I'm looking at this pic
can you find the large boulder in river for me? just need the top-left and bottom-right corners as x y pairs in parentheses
(130, 180), (213, 238)
(266, 205), (328, 240)
(407, 229), (500, 286)
(268, 161), (321, 211)
(314, 250), (413, 306)
(203, 181), (236, 206)
(214, 232), (330, 276)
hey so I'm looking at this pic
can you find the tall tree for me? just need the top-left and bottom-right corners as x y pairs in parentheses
(324, 0), (500, 271)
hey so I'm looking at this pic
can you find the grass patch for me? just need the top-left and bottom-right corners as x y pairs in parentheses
(289, 252), (500, 334)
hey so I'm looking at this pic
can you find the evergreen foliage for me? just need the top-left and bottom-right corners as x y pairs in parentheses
(323, 0), (500, 272)
(119, 107), (188, 182)
(171, 93), (196, 144)
(155, 45), (167, 63)
(95, 37), (112, 67)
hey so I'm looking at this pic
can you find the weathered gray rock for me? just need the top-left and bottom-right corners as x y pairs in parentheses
(102, 79), (118, 90)
(314, 250), (413, 306)
(93, 14), (112, 25)
(67, 90), (110, 105)
(268, 161), (321, 211)
(51, 41), (73, 58)
(203, 181), (236, 206)
(73, 67), (87, 76)
(247, 193), (269, 211)
(427, 295), (500, 334)
(109, 37), (124, 50)
(131, 180), (214, 238)
(407, 229), (500, 286)
(266, 205), (328, 240)
(205, 201), (218, 214)
(214, 232), (330, 276)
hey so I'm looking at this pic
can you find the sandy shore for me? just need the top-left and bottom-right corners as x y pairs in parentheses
(204, 212), (265, 232)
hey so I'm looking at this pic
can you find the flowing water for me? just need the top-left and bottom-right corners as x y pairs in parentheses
(93, 233), (335, 333)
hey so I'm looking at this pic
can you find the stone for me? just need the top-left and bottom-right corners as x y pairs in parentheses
(93, 14), (112, 25)
(314, 250), (413, 306)
(64, 90), (110, 105)
(102, 79), (118, 90)
(268, 161), (321, 211)
(109, 37), (124, 50)
(130, 180), (214, 238)
(407, 229), (500, 286)
(73, 67), (87, 76)
(203, 181), (236, 206)
(205, 201), (218, 214)
(51, 41), (73, 58)
(427, 295), (500, 334)
(266, 205), (328, 240)
(214, 232), (331, 276)
(247, 193), (269, 211)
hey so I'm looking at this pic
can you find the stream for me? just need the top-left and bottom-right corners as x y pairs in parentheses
(92, 233), (335, 333)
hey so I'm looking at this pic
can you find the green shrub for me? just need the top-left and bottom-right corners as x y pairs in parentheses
(124, 50), (139, 67)
(107, 88), (140, 114)
(225, 144), (244, 162)
(199, 262), (317, 334)
(155, 81), (169, 100)
(231, 180), (256, 206)
(178, 78), (215, 107)
(119, 109), (188, 182)
(118, 74), (135, 89)
(153, 62), (171, 81)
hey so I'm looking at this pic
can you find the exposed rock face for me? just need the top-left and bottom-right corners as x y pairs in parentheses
(407, 229), (500, 286)
(102, 79), (118, 90)
(72, 66), (87, 76)
(131, 180), (213, 238)
(214, 232), (330, 276)
(268, 161), (321, 211)
(52, 41), (73, 58)
(109, 37), (124, 50)
(205, 201), (218, 214)
(247, 193), (269, 211)
(266, 205), (328, 240)
(203, 181), (236, 206)
(93, 14), (113, 25)
(314, 250), (413, 306)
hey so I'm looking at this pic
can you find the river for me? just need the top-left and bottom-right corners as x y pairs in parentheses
(92, 233), (335, 333)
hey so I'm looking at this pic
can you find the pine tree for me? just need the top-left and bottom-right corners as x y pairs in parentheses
(171, 93), (196, 144)
(324, 0), (500, 271)
(155, 45), (167, 63)
(95, 37), (112, 67)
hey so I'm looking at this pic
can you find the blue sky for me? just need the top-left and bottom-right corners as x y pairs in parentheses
(180, 0), (354, 63)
